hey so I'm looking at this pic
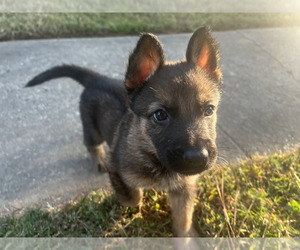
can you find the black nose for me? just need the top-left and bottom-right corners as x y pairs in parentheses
(183, 149), (208, 165)
(166, 147), (211, 175)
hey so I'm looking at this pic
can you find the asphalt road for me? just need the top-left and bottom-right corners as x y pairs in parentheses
(0, 27), (299, 215)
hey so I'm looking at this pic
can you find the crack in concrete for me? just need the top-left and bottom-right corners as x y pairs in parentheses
(217, 124), (248, 157)
(237, 30), (297, 82)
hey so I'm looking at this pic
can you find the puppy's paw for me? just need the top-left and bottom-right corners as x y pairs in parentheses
(187, 227), (199, 237)
(172, 238), (200, 250)
(87, 145), (107, 172)
(173, 226), (199, 237)
(97, 163), (108, 172)
(118, 188), (143, 207)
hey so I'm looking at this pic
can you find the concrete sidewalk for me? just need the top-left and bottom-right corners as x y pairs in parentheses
(0, 27), (299, 215)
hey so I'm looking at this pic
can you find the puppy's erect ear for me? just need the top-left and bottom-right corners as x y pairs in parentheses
(125, 33), (165, 90)
(186, 27), (222, 84)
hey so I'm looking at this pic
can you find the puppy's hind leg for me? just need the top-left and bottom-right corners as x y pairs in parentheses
(80, 106), (107, 172)
(87, 142), (107, 172)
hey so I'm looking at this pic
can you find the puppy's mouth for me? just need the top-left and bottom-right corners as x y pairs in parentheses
(142, 149), (216, 176)
(171, 162), (211, 175)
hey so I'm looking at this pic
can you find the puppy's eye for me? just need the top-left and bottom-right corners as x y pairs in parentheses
(204, 105), (215, 117)
(153, 109), (169, 123)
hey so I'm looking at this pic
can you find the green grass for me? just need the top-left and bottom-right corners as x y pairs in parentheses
(1, 13), (300, 41)
(0, 148), (299, 237)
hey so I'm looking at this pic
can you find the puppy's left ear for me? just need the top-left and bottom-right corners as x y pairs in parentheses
(125, 33), (165, 90)
(186, 27), (222, 84)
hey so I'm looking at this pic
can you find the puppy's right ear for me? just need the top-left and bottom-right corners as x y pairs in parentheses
(125, 34), (165, 90)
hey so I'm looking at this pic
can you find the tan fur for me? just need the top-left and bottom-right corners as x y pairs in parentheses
(87, 144), (107, 171)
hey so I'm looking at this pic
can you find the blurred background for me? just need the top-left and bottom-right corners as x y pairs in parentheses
(1, 13), (300, 41)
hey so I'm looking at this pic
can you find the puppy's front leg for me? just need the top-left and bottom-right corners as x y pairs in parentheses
(108, 171), (143, 207)
(169, 180), (199, 237)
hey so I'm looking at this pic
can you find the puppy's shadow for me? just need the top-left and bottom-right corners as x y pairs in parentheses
(53, 155), (102, 176)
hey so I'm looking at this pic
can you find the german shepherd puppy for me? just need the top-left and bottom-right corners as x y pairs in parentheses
(26, 27), (222, 237)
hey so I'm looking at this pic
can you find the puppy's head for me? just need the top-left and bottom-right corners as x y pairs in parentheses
(125, 27), (222, 176)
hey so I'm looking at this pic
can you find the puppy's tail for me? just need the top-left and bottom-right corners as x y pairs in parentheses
(25, 65), (101, 88)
